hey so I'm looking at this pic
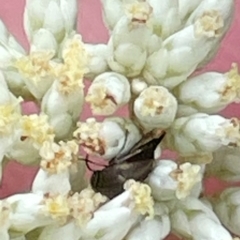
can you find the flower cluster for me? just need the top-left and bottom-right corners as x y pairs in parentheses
(0, 0), (240, 240)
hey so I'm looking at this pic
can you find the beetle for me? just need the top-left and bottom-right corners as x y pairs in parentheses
(84, 130), (166, 199)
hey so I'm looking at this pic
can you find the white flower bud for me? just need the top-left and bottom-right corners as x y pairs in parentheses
(125, 203), (170, 240)
(38, 222), (82, 240)
(31, 28), (58, 53)
(84, 44), (110, 79)
(0, 200), (11, 240)
(148, 0), (181, 39)
(178, 0), (202, 21)
(166, 113), (240, 156)
(24, 0), (77, 52)
(74, 117), (141, 160)
(206, 146), (240, 182)
(147, 160), (202, 201)
(0, 82), (22, 180)
(186, 0), (234, 29)
(100, 0), (125, 30)
(107, 2), (161, 77)
(186, 0), (234, 67)
(214, 187), (240, 236)
(169, 197), (232, 240)
(0, 20), (32, 99)
(32, 169), (71, 196)
(83, 180), (153, 240)
(131, 78), (148, 95)
(32, 140), (79, 195)
(42, 80), (84, 140)
(0, 20), (25, 68)
(6, 193), (55, 233)
(86, 72), (131, 116)
(175, 64), (240, 115)
(82, 193), (138, 240)
(133, 86), (177, 130)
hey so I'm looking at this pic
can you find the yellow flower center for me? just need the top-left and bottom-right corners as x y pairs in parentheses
(40, 140), (79, 174)
(125, 2), (152, 24)
(14, 51), (55, 84)
(42, 194), (70, 224)
(20, 114), (54, 148)
(68, 188), (108, 227)
(195, 10), (224, 38)
(124, 179), (154, 219)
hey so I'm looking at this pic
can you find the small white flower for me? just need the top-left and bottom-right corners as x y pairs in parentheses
(147, 0), (181, 39)
(14, 50), (55, 99)
(175, 63), (240, 115)
(0, 88), (22, 180)
(214, 187), (240, 236)
(30, 28), (58, 53)
(6, 113), (54, 166)
(186, 0), (234, 67)
(82, 180), (154, 240)
(0, 20), (25, 68)
(169, 197), (232, 240)
(6, 193), (55, 233)
(178, 0), (202, 21)
(0, 200), (11, 240)
(147, 160), (202, 201)
(107, 2), (161, 77)
(74, 117), (141, 160)
(32, 140), (79, 195)
(133, 86), (177, 130)
(125, 202), (170, 240)
(166, 113), (240, 156)
(131, 78), (148, 95)
(38, 222), (82, 240)
(86, 72), (130, 116)
(0, 20), (31, 99)
(84, 43), (110, 79)
(68, 188), (108, 227)
(206, 146), (240, 181)
(100, 0), (125, 30)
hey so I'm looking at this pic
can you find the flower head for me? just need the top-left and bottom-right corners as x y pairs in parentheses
(124, 179), (154, 219)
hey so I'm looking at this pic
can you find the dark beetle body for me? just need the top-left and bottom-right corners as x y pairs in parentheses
(90, 131), (166, 199)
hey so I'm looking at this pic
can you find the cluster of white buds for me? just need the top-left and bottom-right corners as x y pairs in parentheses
(0, 0), (240, 240)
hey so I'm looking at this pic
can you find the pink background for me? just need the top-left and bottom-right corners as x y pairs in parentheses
(0, 1), (240, 238)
